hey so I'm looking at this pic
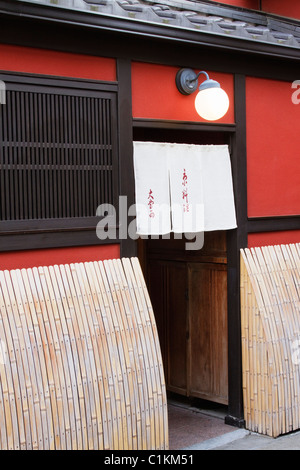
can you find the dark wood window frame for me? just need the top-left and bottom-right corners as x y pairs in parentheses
(0, 72), (119, 252)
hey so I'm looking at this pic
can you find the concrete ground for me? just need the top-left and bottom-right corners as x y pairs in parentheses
(168, 398), (233, 449)
(185, 428), (300, 450)
(168, 398), (300, 450)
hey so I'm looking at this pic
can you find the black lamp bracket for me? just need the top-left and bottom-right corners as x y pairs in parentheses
(175, 68), (210, 95)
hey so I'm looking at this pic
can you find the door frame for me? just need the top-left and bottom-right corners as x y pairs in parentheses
(132, 114), (246, 427)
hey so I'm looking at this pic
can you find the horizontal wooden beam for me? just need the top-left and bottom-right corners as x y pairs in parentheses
(133, 118), (236, 132)
(247, 216), (300, 233)
(0, 230), (120, 252)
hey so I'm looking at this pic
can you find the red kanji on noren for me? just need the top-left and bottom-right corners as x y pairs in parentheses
(182, 169), (189, 212)
(148, 189), (155, 218)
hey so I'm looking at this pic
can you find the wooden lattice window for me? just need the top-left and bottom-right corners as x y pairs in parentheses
(0, 74), (118, 235)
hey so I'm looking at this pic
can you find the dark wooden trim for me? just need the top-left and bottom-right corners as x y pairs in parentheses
(226, 73), (248, 426)
(232, 75), (248, 240)
(0, 71), (118, 91)
(247, 215), (300, 233)
(225, 414), (245, 428)
(0, 216), (116, 234)
(0, 229), (120, 252)
(133, 118), (236, 132)
(117, 58), (137, 258)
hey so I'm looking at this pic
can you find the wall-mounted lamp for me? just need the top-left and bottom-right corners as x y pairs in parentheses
(175, 68), (230, 121)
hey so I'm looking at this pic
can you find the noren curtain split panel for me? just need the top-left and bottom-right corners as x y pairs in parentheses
(133, 141), (237, 236)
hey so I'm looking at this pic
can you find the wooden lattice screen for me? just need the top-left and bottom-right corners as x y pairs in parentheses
(0, 75), (118, 233)
(0, 257), (168, 450)
(240, 244), (300, 438)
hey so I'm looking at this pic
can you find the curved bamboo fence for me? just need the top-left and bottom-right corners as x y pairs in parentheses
(240, 244), (300, 438)
(0, 257), (168, 450)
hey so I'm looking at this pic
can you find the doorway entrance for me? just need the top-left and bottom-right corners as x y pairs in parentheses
(133, 125), (232, 408)
(139, 232), (228, 405)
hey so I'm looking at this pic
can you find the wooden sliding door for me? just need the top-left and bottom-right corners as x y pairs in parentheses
(144, 232), (228, 405)
(188, 262), (228, 404)
(148, 260), (188, 395)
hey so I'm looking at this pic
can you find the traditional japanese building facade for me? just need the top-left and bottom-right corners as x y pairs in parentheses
(0, 0), (299, 428)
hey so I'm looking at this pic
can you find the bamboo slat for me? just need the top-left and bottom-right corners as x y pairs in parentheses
(0, 258), (169, 450)
(240, 244), (300, 438)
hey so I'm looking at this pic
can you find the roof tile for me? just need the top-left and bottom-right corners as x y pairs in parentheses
(15, 0), (300, 49)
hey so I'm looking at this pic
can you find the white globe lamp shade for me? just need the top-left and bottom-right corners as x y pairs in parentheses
(195, 87), (230, 121)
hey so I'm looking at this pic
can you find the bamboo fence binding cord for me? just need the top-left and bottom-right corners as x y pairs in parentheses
(0, 258), (169, 450)
(240, 244), (300, 438)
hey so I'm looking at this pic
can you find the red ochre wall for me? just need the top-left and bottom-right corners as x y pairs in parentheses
(131, 62), (235, 124)
(0, 44), (116, 81)
(262, 0), (300, 20)
(246, 77), (300, 219)
(248, 231), (300, 248)
(246, 76), (300, 247)
(0, 245), (121, 271)
(210, 0), (259, 9)
(0, 44), (119, 269)
(210, 0), (300, 20)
